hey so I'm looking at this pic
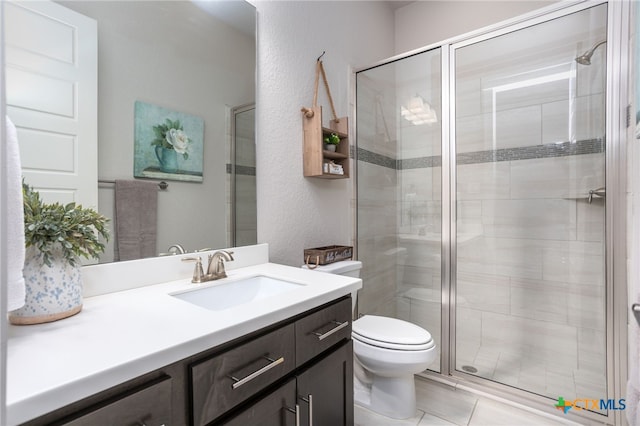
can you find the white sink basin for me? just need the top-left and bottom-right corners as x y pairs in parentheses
(171, 275), (305, 311)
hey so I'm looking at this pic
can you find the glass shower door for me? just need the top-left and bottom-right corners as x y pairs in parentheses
(453, 3), (607, 406)
(356, 49), (443, 372)
(231, 104), (257, 246)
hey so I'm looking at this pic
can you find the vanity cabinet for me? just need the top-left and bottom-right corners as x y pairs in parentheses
(222, 342), (352, 426)
(221, 298), (353, 426)
(21, 296), (353, 426)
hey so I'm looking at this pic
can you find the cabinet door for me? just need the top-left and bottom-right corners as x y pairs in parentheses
(296, 341), (353, 426)
(222, 379), (298, 426)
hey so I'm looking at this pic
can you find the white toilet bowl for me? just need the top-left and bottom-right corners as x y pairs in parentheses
(301, 260), (437, 420)
(352, 315), (436, 419)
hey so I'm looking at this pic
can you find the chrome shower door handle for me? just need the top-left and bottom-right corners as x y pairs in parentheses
(588, 187), (606, 204)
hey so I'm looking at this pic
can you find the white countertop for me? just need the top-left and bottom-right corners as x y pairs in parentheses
(6, 262), (361, 425)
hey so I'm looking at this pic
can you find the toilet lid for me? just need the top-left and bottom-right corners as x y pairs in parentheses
(352, 315), (434, 351)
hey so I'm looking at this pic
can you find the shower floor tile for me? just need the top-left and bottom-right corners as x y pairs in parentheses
(450, 344), (606, 402)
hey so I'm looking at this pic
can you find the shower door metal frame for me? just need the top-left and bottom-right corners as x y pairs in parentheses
(353, 0), (629, 424)
(230, 102), (256, 247)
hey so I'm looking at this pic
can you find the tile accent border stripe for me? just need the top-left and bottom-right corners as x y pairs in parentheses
(356, 147), (397, 169)
(357, 138), (604, 170)
(456, 138), (604, 166)
(226, 164), (256, 176)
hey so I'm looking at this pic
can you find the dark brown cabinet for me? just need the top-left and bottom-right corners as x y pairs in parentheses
(297, 341), (353, 426)
(191, 324), (296, 425)
(295, 297), (351, 366)
(204, 297), (353, 425)
(223, 341), (353, 426)
(63, 376), (172, 426)
(22, 296), (353, 426)
(222, 379), (298, 426)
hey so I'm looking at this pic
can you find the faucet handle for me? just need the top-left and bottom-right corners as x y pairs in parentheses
(207, 250), (234, 278)
(182, 256), (205, 283)
(206, 254), (225, 278)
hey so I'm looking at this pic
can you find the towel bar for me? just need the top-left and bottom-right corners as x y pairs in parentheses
(98, 179), (168, 190)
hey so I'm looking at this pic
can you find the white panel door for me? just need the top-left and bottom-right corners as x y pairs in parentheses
(4, 0), (97, 207)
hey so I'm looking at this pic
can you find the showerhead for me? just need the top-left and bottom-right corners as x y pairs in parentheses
(575, 40), (607, 65)
(575, 53), (592, 66)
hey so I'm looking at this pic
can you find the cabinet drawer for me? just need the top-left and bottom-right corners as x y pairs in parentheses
(295, 297), (351, 366)
(191, 323), (296, 426)
(63, 376), (172, 426)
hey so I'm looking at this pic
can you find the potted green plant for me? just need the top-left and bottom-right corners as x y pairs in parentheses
(9, 184), (110, 325)
(323, 133), (340, 152)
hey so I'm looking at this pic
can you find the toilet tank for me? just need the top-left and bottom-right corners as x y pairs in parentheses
(302, 260), (362, 318)
(302, 260), (362, 277)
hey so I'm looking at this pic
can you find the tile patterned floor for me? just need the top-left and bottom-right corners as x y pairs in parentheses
(354, 377), (599, 426)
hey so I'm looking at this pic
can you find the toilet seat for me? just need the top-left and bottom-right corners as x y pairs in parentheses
(352, 315), (435, 351)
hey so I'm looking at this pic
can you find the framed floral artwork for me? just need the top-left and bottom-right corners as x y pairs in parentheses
(134, 101), (204, 182)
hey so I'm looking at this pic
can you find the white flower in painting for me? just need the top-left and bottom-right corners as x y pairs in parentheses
(165, 128), (190, 156)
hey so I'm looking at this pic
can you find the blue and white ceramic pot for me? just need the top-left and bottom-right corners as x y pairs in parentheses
(9, 246), (83, 325)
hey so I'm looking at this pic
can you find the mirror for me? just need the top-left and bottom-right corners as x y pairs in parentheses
(7, 0), (256, 263)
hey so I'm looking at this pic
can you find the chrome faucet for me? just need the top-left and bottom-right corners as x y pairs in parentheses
(168, 244), (186, 254)
(182, 250), (234, 283)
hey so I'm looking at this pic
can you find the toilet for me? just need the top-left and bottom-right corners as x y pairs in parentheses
(302, 260), (437, 420)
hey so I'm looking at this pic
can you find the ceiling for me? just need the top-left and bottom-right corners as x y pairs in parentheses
(191, 0), (256, 36)
(386, 1), (414, 11)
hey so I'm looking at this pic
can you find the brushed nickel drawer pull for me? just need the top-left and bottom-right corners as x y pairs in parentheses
(300, 394), (313, 426)
(286, 404), (301, 426)
(228, 356), (285, 389)
(311, 320), (349, 341)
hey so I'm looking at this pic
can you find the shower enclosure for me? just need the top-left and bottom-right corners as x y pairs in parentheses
(230, 104), (257, 247)
(356, 2), (627, 423)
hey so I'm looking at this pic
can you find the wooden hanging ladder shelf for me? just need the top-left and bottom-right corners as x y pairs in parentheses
(301, 57), (349, 179)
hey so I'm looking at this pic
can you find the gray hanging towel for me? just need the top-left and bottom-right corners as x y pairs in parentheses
(114, 180), (158, 261)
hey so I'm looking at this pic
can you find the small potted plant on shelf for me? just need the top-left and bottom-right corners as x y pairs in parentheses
(324, 133), (340, 152)
(9, 183), (110, 325)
